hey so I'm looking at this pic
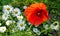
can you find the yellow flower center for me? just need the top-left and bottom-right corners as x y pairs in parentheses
(6, 7), (10, 11)
(20, 24), (24, 27)
(2, 28), (4, 30)
(14, 11), (18, 14)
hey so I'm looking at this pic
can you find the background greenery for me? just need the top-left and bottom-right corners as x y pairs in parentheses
(0, 0), (60, 36)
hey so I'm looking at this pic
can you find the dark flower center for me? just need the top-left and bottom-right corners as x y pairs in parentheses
(20, 24), (24, 27)
(36, 9), (43, 16)
(6, 7), (10, 11)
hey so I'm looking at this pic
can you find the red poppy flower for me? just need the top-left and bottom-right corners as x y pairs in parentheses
(24, 3), (50, 26)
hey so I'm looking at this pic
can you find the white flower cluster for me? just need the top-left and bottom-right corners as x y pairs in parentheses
(33, 21), (59, 35)
(0, 5), (26, 33)
(43, 21), (59, 31)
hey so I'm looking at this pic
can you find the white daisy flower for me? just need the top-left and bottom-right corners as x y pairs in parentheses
(17, 15), (23, 20)
(0, 26), (6, 33)
(3, 5), (13, 14)
(2, 14), (9, 20)
(12, 8), (21, 17)
(23, 6), (27, 9)
(17, 20), (26, 31)
(33, 28), (41, 35)
(50, 21), (59, 30)
(6, 20), (12, 26)
(0, 23), (2, 26)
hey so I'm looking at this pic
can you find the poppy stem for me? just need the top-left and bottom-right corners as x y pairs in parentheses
(26, 25), (32, 31)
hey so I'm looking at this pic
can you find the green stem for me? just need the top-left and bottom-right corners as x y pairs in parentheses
(6, 32), (7, 36)
(40, 27), (51, 33)
(26, 25), (32, 31)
